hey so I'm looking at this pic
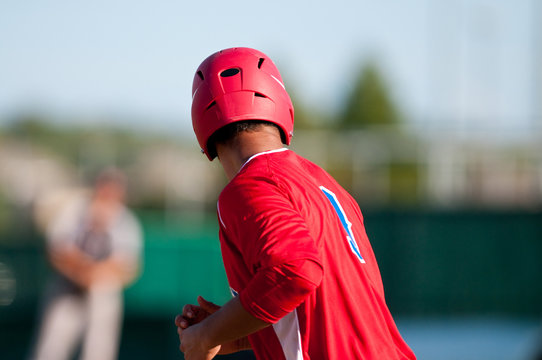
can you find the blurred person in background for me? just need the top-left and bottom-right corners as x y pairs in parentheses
(29, 168), (143, 360)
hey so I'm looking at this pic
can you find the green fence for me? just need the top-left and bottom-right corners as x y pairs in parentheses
(1, 209), (541, 318)
(122, 213), (232, 317)
(365, 210), (542, 316)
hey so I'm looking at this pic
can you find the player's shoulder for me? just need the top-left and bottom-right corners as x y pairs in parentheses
(219, 166), (278, 201)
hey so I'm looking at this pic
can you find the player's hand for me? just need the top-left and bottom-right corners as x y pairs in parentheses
(175, 296), (220, 329)
(175, 296), (245, 356)
(175, 296), (221, 358)
(178, 322), (221, 360)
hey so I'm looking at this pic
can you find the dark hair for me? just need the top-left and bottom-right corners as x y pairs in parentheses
(207, 120), (283, 159)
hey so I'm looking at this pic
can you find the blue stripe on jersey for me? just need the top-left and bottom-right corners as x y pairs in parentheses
(320, 186), (365, 264)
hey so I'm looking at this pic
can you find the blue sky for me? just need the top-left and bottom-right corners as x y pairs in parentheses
(0, 0), (538, 135)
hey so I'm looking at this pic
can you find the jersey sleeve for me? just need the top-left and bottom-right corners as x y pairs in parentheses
(218, 175), (323, 322)
(240, 258), (323, 323)
(219, 175), (322, 272)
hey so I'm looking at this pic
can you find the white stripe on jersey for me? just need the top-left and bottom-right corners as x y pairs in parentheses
(217, 200), (226, 229)
(272, 309), (303, 360)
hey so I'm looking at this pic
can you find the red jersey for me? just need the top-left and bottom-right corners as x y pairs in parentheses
(217, 148), (415, 360)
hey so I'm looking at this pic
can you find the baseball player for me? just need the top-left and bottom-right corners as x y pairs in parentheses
(31, 169), (143, 360)
(175, 47), (416, 360)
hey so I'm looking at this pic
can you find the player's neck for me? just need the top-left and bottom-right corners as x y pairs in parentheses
(217, 127), (284, 181)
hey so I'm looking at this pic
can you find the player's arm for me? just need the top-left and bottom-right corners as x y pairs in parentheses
(178, 258), (322, 359)
(220, 178), (325, 323)
(177, 178), (323, 358)
(240, 258), (322, 323)
(178, 296), (266, 359)
(87, 255), (140, 287)
(176, 296), (252, 354)
(48, 245), (94, 286)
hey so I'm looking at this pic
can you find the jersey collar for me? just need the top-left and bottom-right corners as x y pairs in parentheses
(239, 147), (289, 173)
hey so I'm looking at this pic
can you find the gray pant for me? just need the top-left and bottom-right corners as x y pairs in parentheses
(31, 280), (123, 360)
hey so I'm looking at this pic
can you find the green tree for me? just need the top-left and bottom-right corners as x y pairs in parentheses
(339, 61), (400, 128)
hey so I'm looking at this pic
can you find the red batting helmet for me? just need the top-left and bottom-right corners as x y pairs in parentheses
(191, 47), (294, 160)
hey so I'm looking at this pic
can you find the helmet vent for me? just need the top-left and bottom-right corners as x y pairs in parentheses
(254, 92), (266, 98)
(258, 58), (265, 69)
(220, 68), (240, 77)
(197, 71), (204, 80)
(206, 101), (216, 110)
